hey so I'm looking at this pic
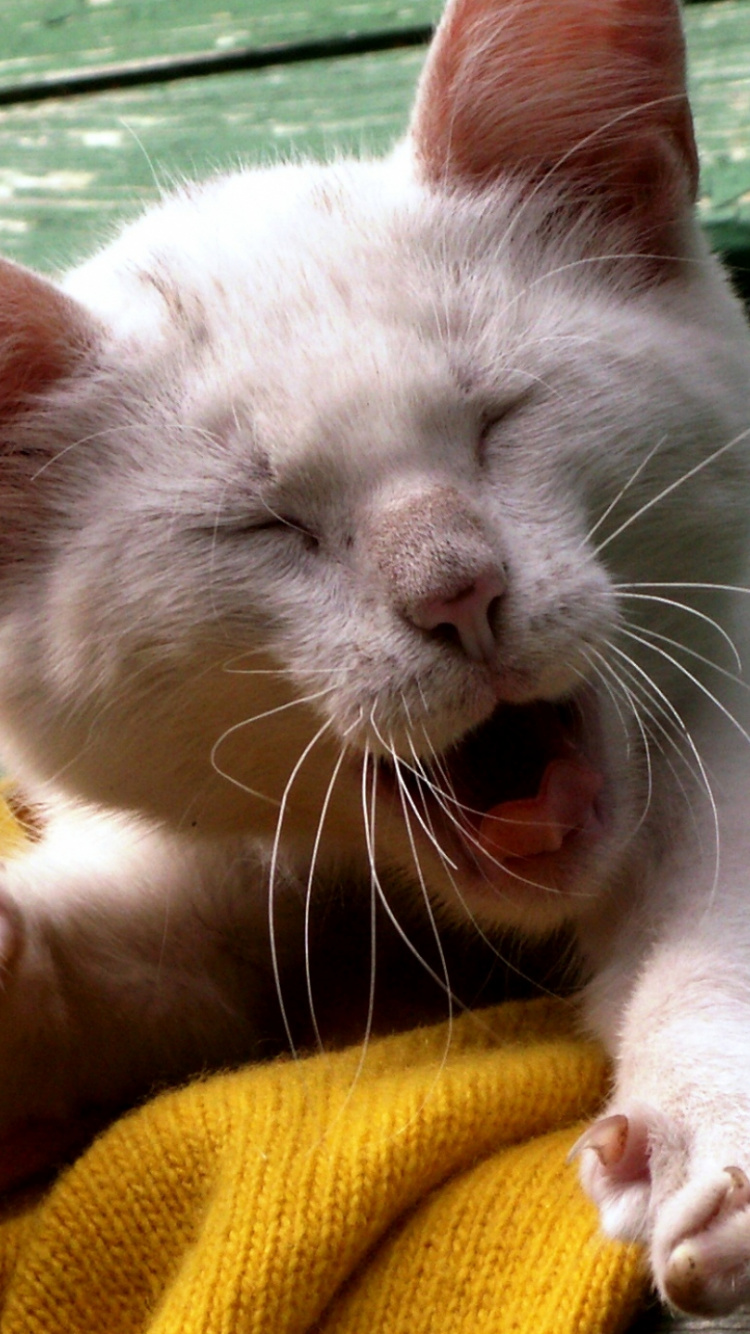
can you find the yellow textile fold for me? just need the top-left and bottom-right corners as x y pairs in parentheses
(0, 797), (647, 1334)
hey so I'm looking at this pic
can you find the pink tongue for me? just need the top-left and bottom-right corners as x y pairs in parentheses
(478, 757), (603, 861)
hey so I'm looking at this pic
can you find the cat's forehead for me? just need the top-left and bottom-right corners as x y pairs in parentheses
(66, 160), (529, 356)
(65, 155), (656, 496)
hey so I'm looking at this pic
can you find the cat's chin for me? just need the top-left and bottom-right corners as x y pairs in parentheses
(380, 686), (616, 926)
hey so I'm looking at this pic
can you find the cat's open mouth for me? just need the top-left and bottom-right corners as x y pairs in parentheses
(381, 694), (605, 882)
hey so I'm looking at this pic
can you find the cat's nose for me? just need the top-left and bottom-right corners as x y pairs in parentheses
(410, 567), (506, 663)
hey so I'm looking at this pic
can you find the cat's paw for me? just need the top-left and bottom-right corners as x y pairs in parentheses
(655, 1165), (750, 1315)
(572, 1105), (656, 1242)
(574, 1107), (750, 1315)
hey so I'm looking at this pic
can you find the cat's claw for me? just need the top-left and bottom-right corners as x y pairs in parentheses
(575, 1110), (652, 1189)
(575, 1109), (654, 1243)
(569, 1113), (630, 1168)
(578, 1109), (750, 1315)
(658, 1167), (750, 1316)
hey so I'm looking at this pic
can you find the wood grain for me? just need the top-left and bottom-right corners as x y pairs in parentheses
(0, 2), (747, 272)
(0, 0), (439, 90)
(0, 47), (427, 272)
(689, 0), (750, 251)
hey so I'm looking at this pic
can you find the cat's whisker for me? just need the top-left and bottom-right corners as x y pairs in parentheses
(390, 745), (454, 1024)
(621, 669), (723, 913)
(31, 417), (227, 484)
(410, 740), (485, 838)
(575, 656), (631, 762)
(496, 84), (696, 265)
(409, 727), (589, 898)
(610, 634), (750, 888)
(397, 749), (496, 830)
(497, 248), (700, 330)
(410, 736), (548, 944)
(405, 738), (470, 871)
(221, 665), (348, 677)
(117, 117), (169, 199)
(359, 738), (457, 1137)
(295, 736), (449, 1154)
(220, 646), (350, 678)
(597, 655), (703, 838)
(390, 765), (461, 872)
(209, 687), (335, 807)
(414, 720), (598, 912)
(388, 764), (461, 1137)
(346, 749), (378, 1088)
(266, 714), (335, 1059)
(370, 711), (462, 889)
(614, 591), (742, 672)
(414, 679), (430, 717)
(29, 424), (138, 481)
(589, 653), (695, 847)
(585, 642), (712, 869)
(597, 643), (698, 772)
(401, 737), (561, 840)
(399, 691), (415, 731)
(594, 426), (750, 559)
(387, 741), (552, 1025)
(207, 478), (233, 629)
(359, 745), (475, 1002)
(620, 627), (750, 752)
(406, 734), (571, 994)
(304, 745), (349, 1055)
(619, 619), (747, 689)
(296, 747), (378, 1128)
(586, 649), (657, 838)
(579, 655), (694, 844)
(617, 580), (750, 596)
(391, 742), (482, 832)
(607, 641), (722, 906)
(368, 721), (461, 872)
(582, 434), (668, 551)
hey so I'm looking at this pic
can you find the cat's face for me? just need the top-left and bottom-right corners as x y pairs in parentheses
(1, 0), (750, 934)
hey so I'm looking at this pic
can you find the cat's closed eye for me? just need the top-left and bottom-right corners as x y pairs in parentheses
(202, 512), (320, 550)
(476, 393), (533, 464)
(248, 514), (320, 550)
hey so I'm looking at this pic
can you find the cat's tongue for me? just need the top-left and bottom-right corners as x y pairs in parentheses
(478, 757), (603, 861)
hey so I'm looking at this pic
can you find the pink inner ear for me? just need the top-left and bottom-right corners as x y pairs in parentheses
(0, 260), (94, 415)
(411, 0), (698, 239)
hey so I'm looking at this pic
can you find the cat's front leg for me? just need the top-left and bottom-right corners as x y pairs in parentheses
(0, 803), (275, 1182)
(578, 932), (750, 1315)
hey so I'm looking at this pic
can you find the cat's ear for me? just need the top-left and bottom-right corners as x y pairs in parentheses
(0, 258), (97, 417)
(0, 260), (99, 569)
(410, 0), (699, 259)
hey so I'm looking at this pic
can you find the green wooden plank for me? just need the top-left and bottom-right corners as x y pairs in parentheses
(0, 1), (747, 276)
(0, 0), (726, 96)
(0, 0), (439, 90)
(0, 46), (427, 272)
(686, 0), (750, 251)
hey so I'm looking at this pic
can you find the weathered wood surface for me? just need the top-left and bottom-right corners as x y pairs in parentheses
(0, 1), (747, 272)
(0, 1), (438, 89)
(689, 0), (750, 252)
(0, 48), (429, 272)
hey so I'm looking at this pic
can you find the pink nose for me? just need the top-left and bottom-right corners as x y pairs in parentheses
(410, 568), (507, 662)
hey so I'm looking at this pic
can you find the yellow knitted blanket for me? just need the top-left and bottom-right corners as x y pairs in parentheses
(0, 798), (647, 1334)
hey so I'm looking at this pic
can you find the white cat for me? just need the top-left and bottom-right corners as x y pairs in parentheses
(0, 0), (749, 1314)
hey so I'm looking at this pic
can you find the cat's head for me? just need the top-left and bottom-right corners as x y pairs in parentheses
(0, 0), (749, 933)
